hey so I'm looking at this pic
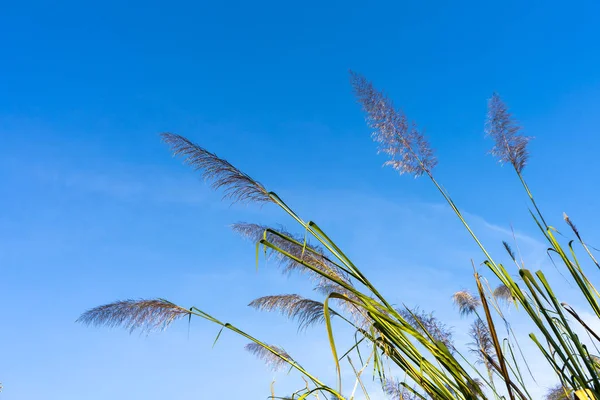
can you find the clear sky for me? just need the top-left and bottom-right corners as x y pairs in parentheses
(2, 1), (600, 399)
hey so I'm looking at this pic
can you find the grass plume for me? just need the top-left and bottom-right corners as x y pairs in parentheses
(244, 342), (293, 371)
(563, 213), (581, 240)
(469, 318), (497, 369)
(493, 284), (513, 303)
(232, 222), (352, 284)
(161, 133), (272, 204)
(545, 384), (571, 400)
(452, 290), (481, 317)
(397, 307), (454, 351)
(485, 93), (531, 173)
(350, 71), (437, 177)
(77, 299), (190, 334)
(249, 294), (337, 331)
(383, 378), (422, 400)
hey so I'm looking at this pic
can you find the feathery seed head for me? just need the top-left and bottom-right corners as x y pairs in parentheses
(545, 384), (572, 400)
(248, 294), (335, 331)
(350, 71), (437, 177)
(493, 284), (513, 303)
(77, 299), (190, 334)
(161, 133), (272, 204)
(452, 290), (481, 317)
(233, 223), (366, 325)
(502, 241), (517, 262)
(231, 222), (351, 284)
(244, 342), (293, 371)
(383, 378), (423, 400)
(469, 318), (496, 367)
(398, 307), (454, 352)
(563, 213), (581, 240)
(485, 93), (532, 173)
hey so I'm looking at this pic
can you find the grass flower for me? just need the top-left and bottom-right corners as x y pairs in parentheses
(161, 133), (272, 204)
(350, 71), (437, 177)
(485, 93), (531, 173)
(77, 299), (190, 334)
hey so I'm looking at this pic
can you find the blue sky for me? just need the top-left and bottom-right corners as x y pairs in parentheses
(2, 0), (600, 398)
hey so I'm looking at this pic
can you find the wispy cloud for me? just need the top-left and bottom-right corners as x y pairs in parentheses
(26, 161), (209, 205)
(62, 170), (146, 199)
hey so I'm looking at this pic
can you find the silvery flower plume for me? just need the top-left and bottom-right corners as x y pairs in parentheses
(383, 378), (424, 400)
(397, 307), (454, 352)
(249, 294), (338, 331)
(231, 222), (352, 284)
(563, 213), (581, 240)
(244, 342), (293, 371)
(544, 385), (571, 400)
(469, 318), (497, 369)
(77, 299), (191, 334)
(493, 284), (513, 303)
(233, 223), (368, 326)
(452, 290), (481, 317)
(161, 133), (273, 204)
(350, 71), (437, 177)
(485, 93), (532, 173)
(502, 241), (517, 262)
(236, 223), (372, 325)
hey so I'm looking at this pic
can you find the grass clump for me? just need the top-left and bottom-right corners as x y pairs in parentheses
(80, 73), (600, 400)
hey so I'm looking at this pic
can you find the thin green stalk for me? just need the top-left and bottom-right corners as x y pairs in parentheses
(475, 273), (515, 400)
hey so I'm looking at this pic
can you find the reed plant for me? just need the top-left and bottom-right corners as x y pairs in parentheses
(79, 73), (600, 400)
